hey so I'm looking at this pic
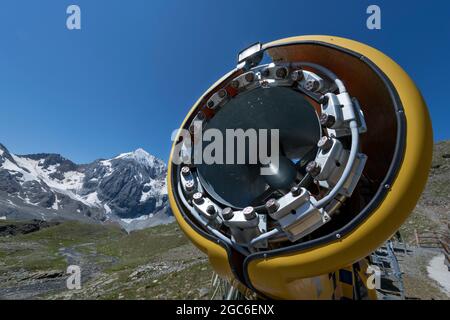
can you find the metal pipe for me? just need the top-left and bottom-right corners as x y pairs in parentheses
(296, 62), (347, 94)
(315, 120), (359, 208)
(250, 228), (283, 247)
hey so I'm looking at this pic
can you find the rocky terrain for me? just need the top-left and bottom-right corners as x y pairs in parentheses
(400, 141), (449, 241)
(0, 221), (212, 299)
(0, 143), (172, 231)
(397, 140), (450, 299)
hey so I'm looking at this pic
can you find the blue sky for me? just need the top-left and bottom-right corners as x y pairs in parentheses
(0, 0), (449, 163)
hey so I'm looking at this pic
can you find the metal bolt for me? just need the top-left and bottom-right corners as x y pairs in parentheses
(291, 70), (304, 81)
(181, 166), (190, 176)
(304, 79), (320, 92)
(319, 95), (329, 105)
(230, 80), (240, 89)
(265, 198), (279, 214)
(306, 161), (321, 177)
(207, 100), (215, 109)
(242, 206), (256, 220)
(185, 180), (195, 192)
(319, 113), (336, 128)
(218, 89), (227, 99)
(244, 72), (255, 83)
(275, 67), (288, 79)
(290, 186), (301, 197)
(317, 136), (333, 153)
(206, 205), (216, 215)
(336, 233), (341, 239)
(193, 192), (204, 204)
(384, 184), (391, 189)
(222, 207), (234, 220)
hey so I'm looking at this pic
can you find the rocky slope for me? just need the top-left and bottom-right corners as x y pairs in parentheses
(400, 140), (450, 241)
(0, 143), (172, 230)
(0, 221), (212, 300)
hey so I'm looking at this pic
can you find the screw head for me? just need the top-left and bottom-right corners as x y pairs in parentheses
(181, 166), (190, 176)
(275, 67), (288, 79)
(244, 72), (255, 83)
(304, 79), (319, 92)
(290, 186), (301, 196)
(185, 181), (195, 192)
(206, 205), (216, 215)
(319, 113), (336, 128)
(192, 192), (204, 204)
(336, 233), (341, 239)
(218, 89), (227, 99)
(207, 100), (215, 109)
(306, 161), (321, 177)
(291, 70), (304, 81)
(265, 198), (279, 214)
(230, 80), (240, 89)
(317, 136), (333, 153)
(222, 207), (234, 220)
(242, 206), (256, 220)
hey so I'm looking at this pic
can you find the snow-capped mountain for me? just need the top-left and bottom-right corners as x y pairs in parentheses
(0, 143), (172, 230)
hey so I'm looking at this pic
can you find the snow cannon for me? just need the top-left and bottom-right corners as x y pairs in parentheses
(167, 36), (433, 299)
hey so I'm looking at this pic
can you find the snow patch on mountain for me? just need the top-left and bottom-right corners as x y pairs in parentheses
(0, 143), (171, 230)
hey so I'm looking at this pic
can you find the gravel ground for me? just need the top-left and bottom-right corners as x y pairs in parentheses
(399, 247), (449, 300)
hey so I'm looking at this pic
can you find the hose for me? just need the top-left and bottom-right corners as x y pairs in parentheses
(250, 228), (283, 247)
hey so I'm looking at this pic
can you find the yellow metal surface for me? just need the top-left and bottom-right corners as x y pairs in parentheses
(247, 35), (433, 299)
(167, 35), (432, 299)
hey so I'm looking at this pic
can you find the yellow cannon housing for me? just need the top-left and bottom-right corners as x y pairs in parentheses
(167, 36), (433, 299)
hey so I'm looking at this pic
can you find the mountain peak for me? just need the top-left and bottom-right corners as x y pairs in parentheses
(0, 142), (171, 227)
(133, 148), (151, 157)
(0, 143), (10, 155)
(114, 148), (164, 169)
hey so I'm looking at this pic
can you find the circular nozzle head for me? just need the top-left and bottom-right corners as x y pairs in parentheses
(319, 113), (336, 128)
(181, 166), (190, 176)
(193, 192), (204, 204)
